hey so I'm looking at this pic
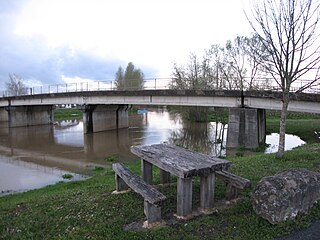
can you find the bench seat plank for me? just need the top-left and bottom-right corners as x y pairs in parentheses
(216, 170), (251, 189)
(112, 163), (166, 205)
(216, 170), (251, 200)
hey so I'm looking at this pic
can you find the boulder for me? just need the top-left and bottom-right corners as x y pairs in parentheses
(251, 168), (320, 224)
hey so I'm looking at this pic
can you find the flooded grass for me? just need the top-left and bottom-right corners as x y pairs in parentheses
(1, 143), (320, 239)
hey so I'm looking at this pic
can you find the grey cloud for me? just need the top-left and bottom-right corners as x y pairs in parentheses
(0, 1), (156, 90)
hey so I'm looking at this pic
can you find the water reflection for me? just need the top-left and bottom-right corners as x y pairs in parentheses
(54, 120), (83, 147)
(0, 156), (84, 196)
(170, 121), (227, 157)
(265, 133), (305, 153)
(0, 109), (307, 194)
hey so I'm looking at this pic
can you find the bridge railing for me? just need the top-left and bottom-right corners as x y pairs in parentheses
(0, 78), (175, 97)
(1, 77), (319, 97)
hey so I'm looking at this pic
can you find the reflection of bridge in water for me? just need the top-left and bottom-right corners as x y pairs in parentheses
(0, 122), (136, 174)
(53, 119), (80, 129)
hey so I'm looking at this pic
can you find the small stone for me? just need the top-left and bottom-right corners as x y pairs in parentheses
(251, 168), (320, 224)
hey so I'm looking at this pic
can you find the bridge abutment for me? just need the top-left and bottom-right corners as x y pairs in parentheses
(83, 104), (129, 134)
(7, 105), (53, 127)
(227, 108), (266, 149)
(0, 108), (8, 122)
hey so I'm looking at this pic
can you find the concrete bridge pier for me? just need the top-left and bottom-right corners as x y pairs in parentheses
(227, 108), (266, 149)
(0, 107), (8, 122)
(83, 104), (129, 134)
(7, 105), (53, 128)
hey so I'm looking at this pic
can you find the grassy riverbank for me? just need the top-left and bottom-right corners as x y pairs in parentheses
(1, 141), (320, 239)
(53, 108), (83, 121)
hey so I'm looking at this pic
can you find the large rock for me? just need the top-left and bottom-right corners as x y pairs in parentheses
(251, 168), (320, 224)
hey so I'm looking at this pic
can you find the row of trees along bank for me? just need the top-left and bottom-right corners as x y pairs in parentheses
(171, 0), (320, 158)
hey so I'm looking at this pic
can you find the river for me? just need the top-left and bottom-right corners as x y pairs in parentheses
(0, 108), (305, 196)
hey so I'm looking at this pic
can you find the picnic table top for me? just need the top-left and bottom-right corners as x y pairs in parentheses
(131, 144), (231, 178)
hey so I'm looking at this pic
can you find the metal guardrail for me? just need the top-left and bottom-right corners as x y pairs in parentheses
(1, 77), (319, 97)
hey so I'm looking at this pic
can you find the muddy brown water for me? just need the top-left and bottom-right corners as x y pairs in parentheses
(0, 108), (305, 195)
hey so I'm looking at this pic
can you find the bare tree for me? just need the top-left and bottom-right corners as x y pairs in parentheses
(224, 37), (247, 90)
(172, 53), (212, 90)
(247, 0), (320, 157)
(6, 74), (28, 96)
(242, 34), (271, 90)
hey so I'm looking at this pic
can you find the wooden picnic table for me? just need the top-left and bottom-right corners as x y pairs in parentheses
(131, 144), (231, 219)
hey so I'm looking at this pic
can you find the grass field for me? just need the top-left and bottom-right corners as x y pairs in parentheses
(1, 141), (320, 239)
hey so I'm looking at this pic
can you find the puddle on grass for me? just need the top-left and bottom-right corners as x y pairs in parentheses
(0, 156), (86, 197)
(265, 133), (306, 153)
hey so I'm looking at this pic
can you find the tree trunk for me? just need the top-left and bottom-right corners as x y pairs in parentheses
(276, 93), (290, 158)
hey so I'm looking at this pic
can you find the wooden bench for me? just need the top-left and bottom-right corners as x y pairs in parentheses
(216, 170), (251, 201)
(112, 163), (167, 227)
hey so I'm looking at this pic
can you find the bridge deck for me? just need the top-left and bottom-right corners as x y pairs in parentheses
(0, 90), (319, 113)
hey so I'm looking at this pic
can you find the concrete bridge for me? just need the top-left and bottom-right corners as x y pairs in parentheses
(0, 89), (319, 149)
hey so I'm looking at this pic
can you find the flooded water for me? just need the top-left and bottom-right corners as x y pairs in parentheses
(0, 108), (306, 195)
(0, 156), (84, 196)
(265, 133), (305, 153)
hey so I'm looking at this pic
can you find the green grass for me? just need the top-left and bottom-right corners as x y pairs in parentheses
(53, 108), (83, 121)
(267, 110), (320, 120)
(105, 154), (119, 162)
(267, 118), (320, 143)
(1, 143), (320, 239)
(62, 174), (73, 179)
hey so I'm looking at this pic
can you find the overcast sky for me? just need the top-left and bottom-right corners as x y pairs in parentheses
(0, 0), (252, 90)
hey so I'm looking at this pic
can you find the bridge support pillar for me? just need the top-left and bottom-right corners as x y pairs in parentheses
(83, 104), (129, 134)
(7, 105), (53, 127)
(227, 108), (266, 149)
(0, 107), (8, 122)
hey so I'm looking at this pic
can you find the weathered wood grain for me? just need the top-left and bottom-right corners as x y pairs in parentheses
(112, 163), (166, 205)
(131, 144), (231, 178)
(216, 170), (251, 200)
(216, 170), (251, 189)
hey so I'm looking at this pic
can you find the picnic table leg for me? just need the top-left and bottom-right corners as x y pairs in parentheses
(199, 172), (215, 212)
(160, 169), (170, 184)
(141, 159), (153, 184)
(115, 174), (129, 192)
(176, 177), (192, 219)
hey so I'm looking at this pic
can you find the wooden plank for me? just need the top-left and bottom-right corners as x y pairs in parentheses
(112, 163), (166, 205)
(216, 170), (251, 189)
(131, 144), (230, 178)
